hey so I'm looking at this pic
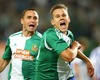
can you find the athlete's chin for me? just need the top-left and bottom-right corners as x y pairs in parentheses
(29, 28), (36, 32)
(60, 29), (67, 33)
(27, 30), (35, 33)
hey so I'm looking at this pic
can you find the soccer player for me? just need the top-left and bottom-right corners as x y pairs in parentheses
(35, 4), (94, 80)
(0, 8), (42, 80)
(90, 44), (100, 80)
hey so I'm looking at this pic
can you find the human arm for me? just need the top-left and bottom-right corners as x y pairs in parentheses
(77, 50), (94, 77)
(60, 41), (81, 62)
(0, 38), (11, 73)
(45, 32), (80, 62)
(0, 58), (10, 72)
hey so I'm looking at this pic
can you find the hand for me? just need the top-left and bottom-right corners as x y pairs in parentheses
(71, 41), (81, 49)
(86, 59), (94, 77)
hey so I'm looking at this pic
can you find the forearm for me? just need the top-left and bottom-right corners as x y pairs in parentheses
(61, 45), (79, 62)
(0, 59), (4, 72)
(69, 46), (79, 59)
(0, 66), (5, 72)
(77, 50), (94, 77)
(61, 41), (81, 62)
(77, 50), (90, 62)
(0, 59), (10, 72)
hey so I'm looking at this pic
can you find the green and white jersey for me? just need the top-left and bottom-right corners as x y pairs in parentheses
(35, 28), (74, 80)
(2, 31), (42, 80)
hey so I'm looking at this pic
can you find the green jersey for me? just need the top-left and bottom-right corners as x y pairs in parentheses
(2, 31), (42, 80)
(35, 28), (74, 80)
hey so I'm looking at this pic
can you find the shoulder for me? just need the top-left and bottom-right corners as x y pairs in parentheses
(67, 30), (73, 35)
(67, 30), (74, 39)
(36, 31), (42, 38)
(45, 28), (55, 34)
(9, 31), (22, 38)
(7, 31), (22, 41)
(42, 28), (55, 37)
(43, 28), (56, 38)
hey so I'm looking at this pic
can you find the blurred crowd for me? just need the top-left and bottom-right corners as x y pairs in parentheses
(0, 0), (100, 42)
(0, 0), (100, 80)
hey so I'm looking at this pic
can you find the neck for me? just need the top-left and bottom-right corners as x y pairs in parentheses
(54, 27), (67, 35)
(63, 31), (67, 35)
(22, 30), (35, 37)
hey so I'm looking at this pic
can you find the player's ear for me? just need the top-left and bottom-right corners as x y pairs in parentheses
(37, 19), (39, 26)
(51, 19), (54, 26)
(20, 18), (23, 24)
(68, 16), (70, 22)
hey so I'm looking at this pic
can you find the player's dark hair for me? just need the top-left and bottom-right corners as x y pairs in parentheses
(21, 8), (37, 19)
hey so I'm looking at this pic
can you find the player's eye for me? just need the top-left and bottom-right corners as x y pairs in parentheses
(62, 14), (66, 17)
(27, 16), (31, 19)
(56, 14), (60, 18)
(33, 16), (38, 20)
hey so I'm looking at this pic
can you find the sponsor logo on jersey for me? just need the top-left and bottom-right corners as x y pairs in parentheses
(31, 44), (38, 52)
(15, 49), (34, 60)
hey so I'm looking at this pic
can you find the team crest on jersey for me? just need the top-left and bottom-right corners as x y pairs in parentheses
(31, 44), (38, 52)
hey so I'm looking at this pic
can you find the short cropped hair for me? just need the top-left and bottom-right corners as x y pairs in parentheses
(50, 4), (68, 19)
(21, 8), (37, 19)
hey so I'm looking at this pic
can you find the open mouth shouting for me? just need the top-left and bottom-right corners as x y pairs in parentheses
(60, 21), (66, 29)
(28, 24), (36, 31)
(29, 24), (35, 28)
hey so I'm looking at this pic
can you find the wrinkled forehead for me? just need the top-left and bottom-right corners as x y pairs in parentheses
(24, 10), (39, 18)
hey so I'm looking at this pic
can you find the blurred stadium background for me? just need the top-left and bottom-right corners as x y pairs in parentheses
(0, 0), (100, 80)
